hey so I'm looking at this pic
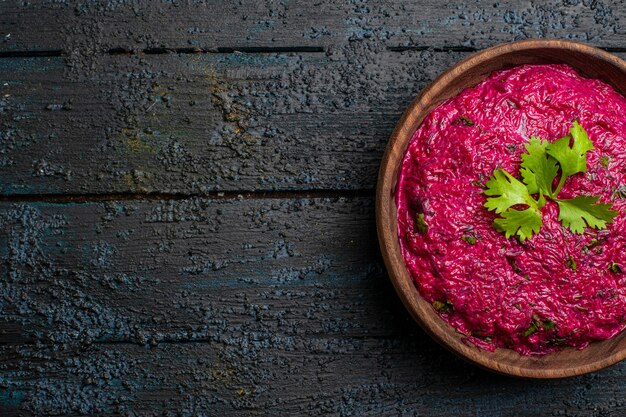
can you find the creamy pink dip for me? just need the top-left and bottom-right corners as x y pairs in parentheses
(397, 64), (626, 355)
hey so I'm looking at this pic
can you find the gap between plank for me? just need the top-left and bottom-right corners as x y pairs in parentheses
(109, 46), (325, 55)
(94, 333), (398, 346)
(600, 47), (626, 53)
(0, 189), (374, 204)
(387, 45), (478, 52)
(0, 332), (399, 347)
(388, 46), (626, 53)
(0, 49), (63, 58)
(0, 46), (326, 58)
(2, 45), (626, 58)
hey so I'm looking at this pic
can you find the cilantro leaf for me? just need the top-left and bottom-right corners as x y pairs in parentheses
(483, 121), (618, 240)
(556, 196), (617, 234)
(484, 168), (543, 241)
(520, 136), (558, 198)
(546, 121), (595, 194)
(484, 169), (539, 214)
(493, 207), (542, 242)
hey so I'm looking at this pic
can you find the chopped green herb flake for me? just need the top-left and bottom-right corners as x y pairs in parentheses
(609, 262), (622, 274)
(582, 238), (606, 254)
(415, 213), (428, 235)
(458, 116), (474, 126)
(506, 257), (522, 274)
(549, 337), (568, 347)
(523, 315), (557, 337)
(600, 155), (610, 168)
(566, 256), (577, 272)
(432, 300), (452, 313)
(522, 321), (538, 337)
(542, 319), (556, 331)
(461, 235), (477, 245)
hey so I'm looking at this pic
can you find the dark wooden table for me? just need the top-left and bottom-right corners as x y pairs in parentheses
(1, 2), (625, 416)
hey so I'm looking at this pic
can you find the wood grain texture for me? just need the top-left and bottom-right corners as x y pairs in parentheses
(0, 49), (466, 194)
(2, 0), (626, 196)
(3, 49), (626, 195)
(2, 341), (625, 417)
(2, 341), (626, 417)
(1, 197), (625, 416)
(1, 0), (625, 52)
(0, 197), (386, 345)
(2, 0), (626, 414)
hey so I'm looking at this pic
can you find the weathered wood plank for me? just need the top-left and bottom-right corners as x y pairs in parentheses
(1, 341), (625, 416)
(2, 197), (625, 416)
(2, 2), (626, 414)
(1, 0), (625, 53)
(0, 197), (406, 346)
(0, 49), (466, 194)
(5, 49), (626, 195)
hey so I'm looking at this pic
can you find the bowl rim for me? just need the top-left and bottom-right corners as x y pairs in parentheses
(376, 39), (626, 378)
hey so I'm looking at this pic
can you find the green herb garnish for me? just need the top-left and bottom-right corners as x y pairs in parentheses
(600, 155), (610, 168)
(557, 196), (616, 234)
(520, 136), (559, 197)
(549, 337), (568, 347)
(522, 315), (557, 337)
(461, 235), (477, 245)
(432, 300), (453, 313)
(484, 121), (618, 241)
(454, 115), (474, 126)
(582, 237), (606, 254)
(609, 262), (622, 274)
(542, 318), (557, 331)
(566, 256), (577, 272)
(415, 213), (428, 235)
(522, 321), (538, 337)
(483, 169), (544, 241)
(546, 121), (595, 195)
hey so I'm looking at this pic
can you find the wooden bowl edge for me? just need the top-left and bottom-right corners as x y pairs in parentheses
(376, 39), (626, 378)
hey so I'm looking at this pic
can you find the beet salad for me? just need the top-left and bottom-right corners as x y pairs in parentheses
(396, 64), (626, 355)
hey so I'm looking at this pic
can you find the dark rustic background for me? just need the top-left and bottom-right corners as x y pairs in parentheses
(1, 1), (625, 416)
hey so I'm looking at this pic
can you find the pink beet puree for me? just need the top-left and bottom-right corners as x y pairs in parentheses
(396, 64), (626, 355)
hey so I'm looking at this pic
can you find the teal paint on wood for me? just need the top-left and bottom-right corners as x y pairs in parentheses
(0, 388), (24, 408)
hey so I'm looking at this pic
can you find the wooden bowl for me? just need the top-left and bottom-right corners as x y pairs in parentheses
(376, 39), (626, 378)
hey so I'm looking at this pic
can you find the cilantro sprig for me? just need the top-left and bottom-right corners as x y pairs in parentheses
(484, 121), (617, 241)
